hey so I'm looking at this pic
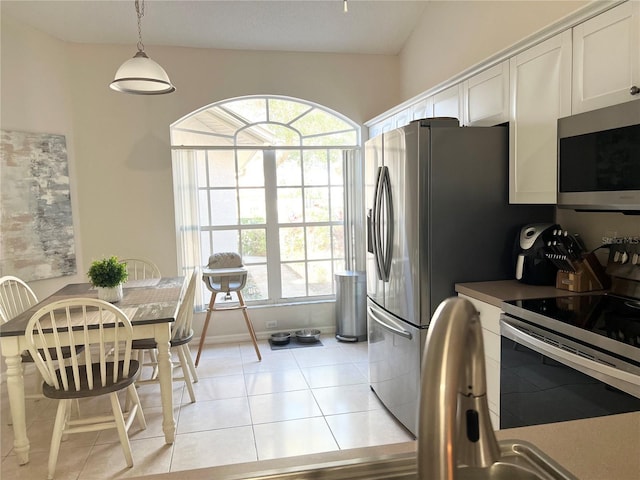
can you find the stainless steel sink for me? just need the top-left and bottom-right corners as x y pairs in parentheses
(220, 441), (575, 480)
(457, 440), (576, 480)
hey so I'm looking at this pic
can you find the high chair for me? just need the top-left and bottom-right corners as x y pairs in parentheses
(196, 252), (261, 366)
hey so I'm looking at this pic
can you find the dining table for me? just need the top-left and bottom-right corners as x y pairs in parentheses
(0, 276), (185, 466)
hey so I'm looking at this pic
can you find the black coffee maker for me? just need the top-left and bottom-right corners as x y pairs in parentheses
(515, 223), (559, 285)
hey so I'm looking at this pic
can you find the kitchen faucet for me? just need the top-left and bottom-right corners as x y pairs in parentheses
(417, 297), (501, 479)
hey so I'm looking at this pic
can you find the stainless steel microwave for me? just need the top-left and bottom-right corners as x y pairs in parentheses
(557, 100), (640, 213)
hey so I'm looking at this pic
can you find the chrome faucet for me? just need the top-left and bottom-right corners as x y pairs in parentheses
(417, 297), (501, 479)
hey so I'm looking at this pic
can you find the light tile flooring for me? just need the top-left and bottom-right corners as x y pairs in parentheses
(1, 337), (414, 479)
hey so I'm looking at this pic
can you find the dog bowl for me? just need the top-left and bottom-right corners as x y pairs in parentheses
(270, 332), (291, 345)
(295, 329), (321, 343)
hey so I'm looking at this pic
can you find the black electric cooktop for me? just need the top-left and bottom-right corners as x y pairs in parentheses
(504, 293), (640, 352)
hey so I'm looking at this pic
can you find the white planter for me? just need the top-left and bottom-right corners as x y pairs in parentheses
(97, 284), (123, 303)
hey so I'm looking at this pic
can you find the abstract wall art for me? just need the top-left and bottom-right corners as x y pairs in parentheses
(0, 130), (77, 281)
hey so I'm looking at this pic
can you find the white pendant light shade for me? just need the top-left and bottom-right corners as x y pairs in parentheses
(110, 51), (175, 95)
(110, 0), (175, 95)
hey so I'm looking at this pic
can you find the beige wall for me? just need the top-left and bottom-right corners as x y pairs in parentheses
(2, 4), (638, 340)
(0, 15), (85, 300)
(399, 1), (589, 100)
(66, 42), (399, 279)
(1, 14), (400, 308)
(398, 0), (639, 258)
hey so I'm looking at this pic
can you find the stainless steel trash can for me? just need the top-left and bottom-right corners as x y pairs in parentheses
(335, 271), (367, 342)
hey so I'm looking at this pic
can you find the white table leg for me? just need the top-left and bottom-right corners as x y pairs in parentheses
(5, 352), (30, 464)
(155, 324), (176, 444)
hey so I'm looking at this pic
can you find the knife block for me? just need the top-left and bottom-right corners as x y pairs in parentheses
(556, 253), (610, 292)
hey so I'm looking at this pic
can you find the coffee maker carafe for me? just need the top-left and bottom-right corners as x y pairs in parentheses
(515, 223), (559, 285)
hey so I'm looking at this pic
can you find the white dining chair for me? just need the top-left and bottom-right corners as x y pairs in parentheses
(0, 275), (45, 399)
(120, 258), (161, 281)
(131, 268), (199, 402)
(0, 275), (38, 322)
(118, 258), (162, 374)
(25, 298), (146, 480)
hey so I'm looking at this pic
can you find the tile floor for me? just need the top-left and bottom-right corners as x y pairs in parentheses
(1, 337), (415, 479)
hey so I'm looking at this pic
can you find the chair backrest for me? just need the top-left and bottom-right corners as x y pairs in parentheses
(0, 275), (38, 323)
(120, 258), (161, 281)
(172, 268), (199, 341)
(208, 252), (243, 269)
(202, 252), (247, 293)
(24, 298), (135, 393)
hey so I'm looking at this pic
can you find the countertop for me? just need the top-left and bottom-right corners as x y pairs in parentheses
(454, 279), (604, 308)
(133, 412), (640, 480)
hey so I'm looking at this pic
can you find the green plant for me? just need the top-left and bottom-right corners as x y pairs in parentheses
(87, 256), (128, 288)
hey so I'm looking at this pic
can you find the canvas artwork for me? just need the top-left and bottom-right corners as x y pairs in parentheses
(0, 130), (77, 281)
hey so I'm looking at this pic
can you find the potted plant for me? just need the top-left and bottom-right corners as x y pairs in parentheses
(88, 256), (128, 302)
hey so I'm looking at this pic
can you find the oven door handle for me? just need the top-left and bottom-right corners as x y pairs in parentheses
(501, 320), (640, 398)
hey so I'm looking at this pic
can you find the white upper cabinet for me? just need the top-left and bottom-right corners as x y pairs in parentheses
(572, 1), (640, 114)
(409, 97), (433, 122)
(433, 84), (463, 122)
(462, 60), (510, 126)
(509, 30), (572, 204)
(392, 110), (410, 130)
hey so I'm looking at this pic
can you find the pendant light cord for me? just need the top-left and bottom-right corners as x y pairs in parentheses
(136, 0), (145, 52)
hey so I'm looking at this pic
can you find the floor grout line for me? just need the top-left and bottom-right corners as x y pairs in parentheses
(1, 339), (414, 478)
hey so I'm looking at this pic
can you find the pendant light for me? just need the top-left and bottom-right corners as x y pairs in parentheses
(110, 0), (175, 95)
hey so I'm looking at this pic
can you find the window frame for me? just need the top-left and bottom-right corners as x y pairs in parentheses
(171, 95), (361, 308)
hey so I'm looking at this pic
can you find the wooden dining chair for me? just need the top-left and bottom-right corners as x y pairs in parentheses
(24, 298), (146, 480)
(131, 268), (200, 403)
(120, 258), (161, 281)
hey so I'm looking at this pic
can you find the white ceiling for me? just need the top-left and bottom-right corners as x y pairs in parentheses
(1, 0), (429, 55)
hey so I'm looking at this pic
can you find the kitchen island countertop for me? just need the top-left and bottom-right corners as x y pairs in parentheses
(132, 411), (640, 480)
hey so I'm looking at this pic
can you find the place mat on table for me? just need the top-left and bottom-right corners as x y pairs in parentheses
(125, 278), (162, 288)
(121, 287), (182, 306)
(268, 338), (324, 350)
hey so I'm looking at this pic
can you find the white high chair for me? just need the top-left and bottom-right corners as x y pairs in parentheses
(196, 253), (261, 366)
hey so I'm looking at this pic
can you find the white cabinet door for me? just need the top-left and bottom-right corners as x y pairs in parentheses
(572, 1), (640, 114)
(509, 30), (572, 204)
(392, 109), (410, 129)
(433, 84), (463, 123)
(367, 118), (394, 139)
(459, 294), (502, 430)
(462, 60), (510, 126)
(368, 123), (384, 140)
(409, 97), (433, 121)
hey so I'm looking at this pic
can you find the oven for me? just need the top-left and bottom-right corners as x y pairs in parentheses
(499, 293), (640, 429)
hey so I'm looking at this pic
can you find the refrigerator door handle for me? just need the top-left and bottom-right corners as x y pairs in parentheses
(372, 166), (385, 280)
(380, 166), (393, 281)
(366, 209), (374, 254)
(368, 304), (412, 340)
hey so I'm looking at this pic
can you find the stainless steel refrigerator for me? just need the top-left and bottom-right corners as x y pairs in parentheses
(366, 118), (552, 436)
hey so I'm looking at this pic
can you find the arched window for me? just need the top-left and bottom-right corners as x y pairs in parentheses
(171, 95), (361, 307)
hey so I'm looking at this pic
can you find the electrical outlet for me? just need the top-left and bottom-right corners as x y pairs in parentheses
(266, 320), (277, 329)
